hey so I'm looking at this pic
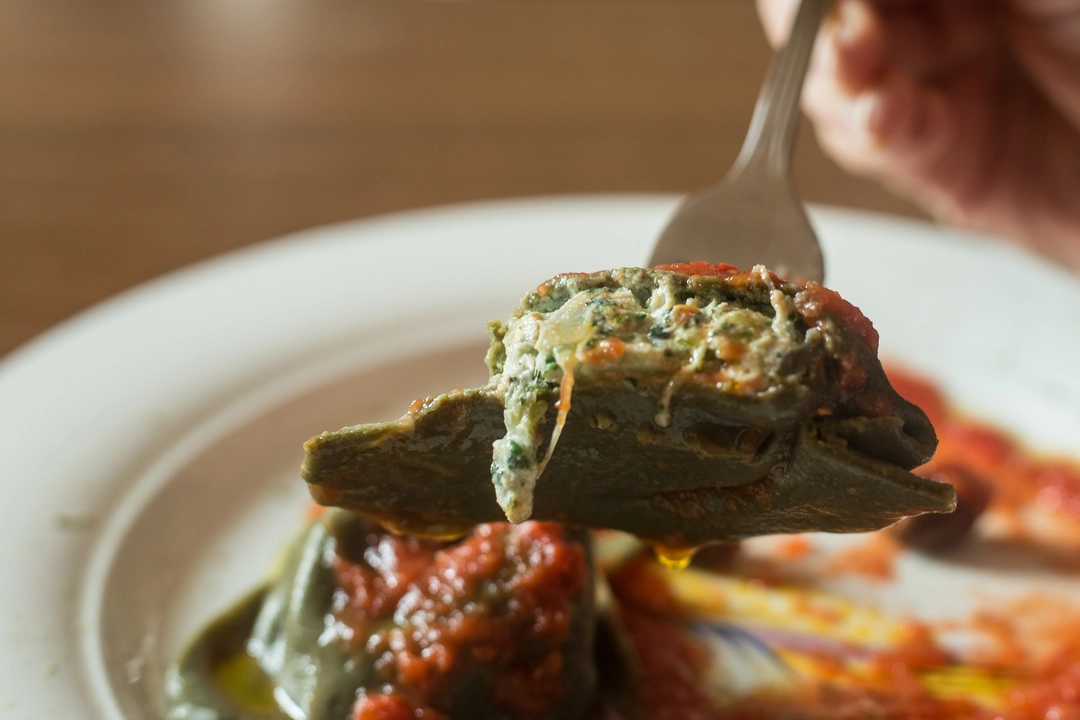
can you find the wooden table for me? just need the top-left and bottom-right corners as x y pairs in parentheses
(0, 0), (920, 359)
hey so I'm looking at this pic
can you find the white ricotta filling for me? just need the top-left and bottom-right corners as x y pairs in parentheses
(489, 267), (813, 523)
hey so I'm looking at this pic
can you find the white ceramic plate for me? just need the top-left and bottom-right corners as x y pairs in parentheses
(3, 196), (1080, 719)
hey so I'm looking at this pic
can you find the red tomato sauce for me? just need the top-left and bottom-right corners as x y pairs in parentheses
(608, 558), (716, 720)
(890, 367), (1080, 524)
(653, 261), (744, 279)
(793, 282), (879, 352)
(332, 522), (589, 719)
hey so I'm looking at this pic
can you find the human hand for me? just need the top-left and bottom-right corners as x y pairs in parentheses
(756, 0), (1080, 270)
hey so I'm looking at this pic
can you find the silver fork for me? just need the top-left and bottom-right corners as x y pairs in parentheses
(651, 0), (831, 284)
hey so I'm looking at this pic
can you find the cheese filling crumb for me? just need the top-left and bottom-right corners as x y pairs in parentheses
(488, 266), (816, 523)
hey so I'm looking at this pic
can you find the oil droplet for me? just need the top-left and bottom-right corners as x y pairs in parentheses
(415, 526), (473, 542)
(652, 544), (698, 570)
(215, 651), (277, 713)
(376, 515), (473, 542)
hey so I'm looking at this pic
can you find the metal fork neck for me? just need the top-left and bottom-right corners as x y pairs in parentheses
(731, 0), (831, 181)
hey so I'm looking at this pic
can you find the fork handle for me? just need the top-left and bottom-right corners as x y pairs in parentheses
(731, 0), (831, 181)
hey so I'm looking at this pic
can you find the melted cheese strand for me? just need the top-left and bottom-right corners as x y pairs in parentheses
(537, 353), (577, 476)
(655, 339), (709, 428)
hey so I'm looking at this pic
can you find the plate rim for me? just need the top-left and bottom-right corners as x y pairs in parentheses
(2, 194), (1077, 719)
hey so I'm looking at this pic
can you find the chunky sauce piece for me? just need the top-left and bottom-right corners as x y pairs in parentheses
(331, 521), (589, 719)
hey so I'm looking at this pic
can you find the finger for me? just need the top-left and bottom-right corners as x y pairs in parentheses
(870, 0), (999, 80)
(757, 0), (888, 93)
(807, 68), (956, 189)
(1001, 0), (1080, 126)
(861, 70), (954, 160)
(800, 33), (887, 149)
(831, 0), (890, 90)
(759, 0), (999, 81)
(757, 0), (970, 189)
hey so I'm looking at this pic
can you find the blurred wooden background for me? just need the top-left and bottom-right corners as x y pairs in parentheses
(0, 0), (921, 359)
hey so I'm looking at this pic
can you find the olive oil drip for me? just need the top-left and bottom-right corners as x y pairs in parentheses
(214, 650), (278, 715)
(375, 515), (474, 542)
(652, 543), (698, 570)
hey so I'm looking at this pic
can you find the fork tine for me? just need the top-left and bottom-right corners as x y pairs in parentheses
(650, 0), (830, 285)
